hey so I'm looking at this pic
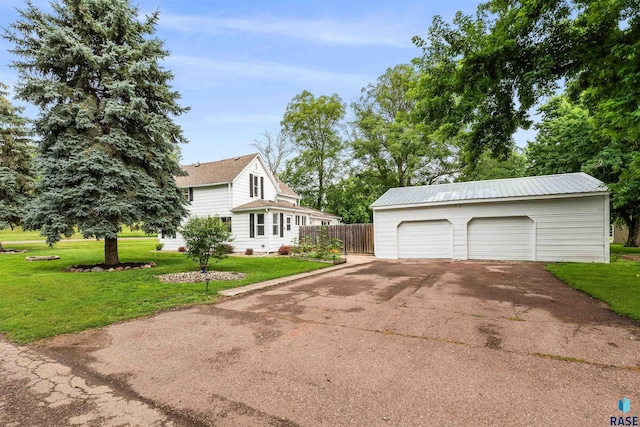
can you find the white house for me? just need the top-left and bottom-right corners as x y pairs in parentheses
(159, 153), (341, 252)
(371, 172), (610, 263)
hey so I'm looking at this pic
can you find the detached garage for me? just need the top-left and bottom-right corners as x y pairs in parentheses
(371, 173), (610, 263)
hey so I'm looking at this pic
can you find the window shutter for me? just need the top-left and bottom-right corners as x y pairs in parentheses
(280, 213), (284, 237)
(260, 177), (264, 199)
(249, 174), (254, 197)
(249, 213), (255, 238)
(189, 187), (193, 202)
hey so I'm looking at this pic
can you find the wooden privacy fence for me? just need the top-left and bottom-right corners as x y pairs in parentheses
(298, 224), (374, 254)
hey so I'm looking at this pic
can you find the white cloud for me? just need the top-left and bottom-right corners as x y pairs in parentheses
(158, 14), (413, 48)
(166, 55), (373, 87)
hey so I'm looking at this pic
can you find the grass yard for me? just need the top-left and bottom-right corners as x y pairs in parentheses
(546, 244), (640, 321)
(0, 239), (328, 344)
(0, 225), (156, 242)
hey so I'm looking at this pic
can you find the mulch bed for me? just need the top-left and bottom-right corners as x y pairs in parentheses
(620, 254), (640, 261)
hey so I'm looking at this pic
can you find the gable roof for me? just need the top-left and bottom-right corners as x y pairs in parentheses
(371, 172), (608, 209)
(276, 178), (298, 197)
(176, 153), (257, 187)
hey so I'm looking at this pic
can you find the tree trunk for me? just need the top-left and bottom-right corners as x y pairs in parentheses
(627, 216), (640, 247)
(0, 240), (4, 252)
(105, 237), (120, 266)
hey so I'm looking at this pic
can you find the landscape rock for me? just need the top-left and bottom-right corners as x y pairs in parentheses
(91, 267), (104, 273)
(25, 255), (60, 261)
(158, 271), (247, 284)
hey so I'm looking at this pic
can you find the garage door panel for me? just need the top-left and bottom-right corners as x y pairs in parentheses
(398, 220), (452, 259)
(468, 217), (534, 261)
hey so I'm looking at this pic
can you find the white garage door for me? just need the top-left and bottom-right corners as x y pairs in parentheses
(468, 217), (534, 261)
(397, 220), (453, 259)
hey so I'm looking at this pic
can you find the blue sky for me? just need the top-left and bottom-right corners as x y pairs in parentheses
(0, 0), (533, 165)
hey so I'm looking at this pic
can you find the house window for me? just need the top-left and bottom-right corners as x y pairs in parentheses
(249, 213), (264, 237)
(302, 216), (307, 226)
(256, 213), (264, 236)
(273, 213), (279, 235)
(220, 216), (232, 232)
(286, 216), (291, 231)
(182, 187), (193, 202)
(295, 215), (300, 226)
(249, 174), (264, 199)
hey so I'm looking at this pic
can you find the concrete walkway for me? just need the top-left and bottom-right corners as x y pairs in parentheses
(219, 254), (374, 297)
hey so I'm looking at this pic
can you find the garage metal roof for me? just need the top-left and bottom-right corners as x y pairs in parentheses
(371, 172), (608, 208)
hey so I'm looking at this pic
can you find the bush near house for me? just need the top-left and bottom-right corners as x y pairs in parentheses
(291, 227), (344, 260)
(278, 245), (291, 255)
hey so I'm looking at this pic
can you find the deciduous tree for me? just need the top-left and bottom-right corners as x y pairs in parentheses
(526, 95), (640, 246)
(351, 64), (455, 188)
(252, 130), (292, 176)
(413, 0), (640, 165)
(280, 90), (345, 210)
(5, 0), (189, 265)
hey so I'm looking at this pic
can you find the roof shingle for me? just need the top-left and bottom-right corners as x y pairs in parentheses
(176, 153), (257, 187)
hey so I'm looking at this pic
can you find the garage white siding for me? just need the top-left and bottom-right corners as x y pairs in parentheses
(373, 195), (609, 262)
(468, 217), (534, 261)
(397, 220), (453, 259)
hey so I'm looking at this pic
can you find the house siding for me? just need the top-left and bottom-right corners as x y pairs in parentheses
(373, 195), (608, 262)
(159, 184), (231, 251)
(233, 158), (278, 207)
(234, 210), (300, 253)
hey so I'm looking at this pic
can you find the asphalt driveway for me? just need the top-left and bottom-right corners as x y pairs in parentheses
(41, 259), (640, 426)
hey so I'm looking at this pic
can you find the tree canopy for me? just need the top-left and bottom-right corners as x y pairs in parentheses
(0, 82), (33, 252)
(351, 64), (455, 188)
(280, 90), (346, 210)
(5, 0), (189, 265)
(527, 95), (640, 246)
(413, 0), (640, 165)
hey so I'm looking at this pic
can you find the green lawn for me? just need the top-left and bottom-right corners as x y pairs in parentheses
(546, 244), (640, 321)
(0, 225), (156, 242)
(0, 239), (327, 343)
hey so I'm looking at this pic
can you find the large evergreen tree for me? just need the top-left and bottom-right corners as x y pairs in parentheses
(5, 0), (188, 265)
(0, 82), (33, 252)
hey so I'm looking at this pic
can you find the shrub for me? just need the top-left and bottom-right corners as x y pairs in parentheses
(222, 243), (235, 254)
(278, 245), (291, 255)
(155, 243), (164, 251)
(179, 215), (233, 268)
(245, 248), (254, 256)
(178, 246), (186, 252)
